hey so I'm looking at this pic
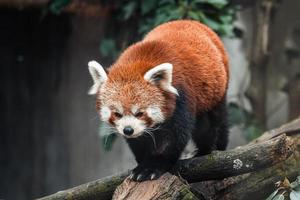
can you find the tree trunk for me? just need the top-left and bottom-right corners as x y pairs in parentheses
(246, 0), (278, 128)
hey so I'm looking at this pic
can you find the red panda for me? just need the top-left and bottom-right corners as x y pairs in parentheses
(88, 20), (229, 182)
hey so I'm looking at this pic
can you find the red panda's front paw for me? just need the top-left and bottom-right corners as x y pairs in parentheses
(129, 165), (167, 182)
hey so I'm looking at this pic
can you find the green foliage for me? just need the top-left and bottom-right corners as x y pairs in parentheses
(244, 124), (263, 141)
(102, 133), (118, 151)
(99, 39), (118, 58)
(228, 104), (247, 125)
(227, 103), (263, 141)
(100, 0), (237, 59)
(266, 177), (300, 200)
(48, 0), (71, 15)
(121, 0), (236, 37)
(98, 122), (118, 151)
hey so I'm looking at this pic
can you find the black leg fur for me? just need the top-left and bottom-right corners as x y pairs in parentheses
(192, 98), (229, 156)
(126, 90), (194, 182)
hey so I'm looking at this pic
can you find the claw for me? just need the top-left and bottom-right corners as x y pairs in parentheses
(128, 173), (134, 179)
(137, 174), (142, 181)
(150, 173), (156, 180)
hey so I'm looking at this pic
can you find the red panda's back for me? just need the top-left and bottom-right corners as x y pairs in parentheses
(110, 20), (228, 115)
(144, 20), (229, 113)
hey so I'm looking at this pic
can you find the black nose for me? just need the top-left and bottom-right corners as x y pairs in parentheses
(123, 126), (134, 136)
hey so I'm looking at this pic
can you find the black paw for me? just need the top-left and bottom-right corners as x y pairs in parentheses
(129, 165), (167, 182)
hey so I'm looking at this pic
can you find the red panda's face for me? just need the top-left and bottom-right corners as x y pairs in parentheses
(88, 61), (178, 138)
(98, 82), (166, 138)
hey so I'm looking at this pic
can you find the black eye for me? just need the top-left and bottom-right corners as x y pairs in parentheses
(114, 112), (123, 118)
(135, 112), (143, 118)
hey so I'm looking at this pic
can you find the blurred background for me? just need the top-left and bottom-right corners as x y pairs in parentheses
(0, 0), (300, 199)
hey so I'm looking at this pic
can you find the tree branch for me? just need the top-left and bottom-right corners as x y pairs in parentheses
(173, 134), (294, 183)
(37, 133), (296, 200)
(192, 137), (300, 200)
(37, 172), (129, 200)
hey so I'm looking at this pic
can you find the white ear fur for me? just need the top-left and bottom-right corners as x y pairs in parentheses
(88, 60), (108, 95)
(144, 63), (179, 95)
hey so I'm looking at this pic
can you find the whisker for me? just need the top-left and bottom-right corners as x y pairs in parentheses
(147, 125), (161, 132)
(144, 129), (157, 149)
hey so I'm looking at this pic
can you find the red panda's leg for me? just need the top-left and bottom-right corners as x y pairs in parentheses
(215, 101), (229, 150)
(127, 89), (193, 182)
(192, 98), (229, 156)
(127, 124), (191, 182)
(126, 138), (147, 164)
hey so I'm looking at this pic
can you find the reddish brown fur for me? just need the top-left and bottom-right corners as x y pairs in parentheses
(100, 20), (228, 116)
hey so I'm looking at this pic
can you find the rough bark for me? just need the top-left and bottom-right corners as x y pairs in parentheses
(37, 172), (129, 200)
(246, 0), (277, 128)
(113, 173), (199, 200)
(37, 116), (300, 200)
(286, 76), (300, 120)
(190, 118), (300, 200)
(193, 137), (300, 200)
(173, 134), (294, 182)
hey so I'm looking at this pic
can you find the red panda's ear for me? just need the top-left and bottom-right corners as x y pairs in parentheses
(144, 63), (179, 95)
(88, 60), (108, 95)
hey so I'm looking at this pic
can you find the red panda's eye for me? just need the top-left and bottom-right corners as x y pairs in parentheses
(114, 112), (123, 118)
(135, 112), (143, 118)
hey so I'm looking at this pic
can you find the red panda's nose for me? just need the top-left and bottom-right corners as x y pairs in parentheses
(123, 126), (134, 136)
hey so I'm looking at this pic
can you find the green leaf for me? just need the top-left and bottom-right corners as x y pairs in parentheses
(102, 133), (117, 151)
(218, 24), (234, 37)
(158, 0), (176, 6)
(266, 189), (279, 200)
(100, 39), (117, 58)
(167, 7), (183, 20)
(99, 122), (117, 151)
(207, 0), (228, 9)
(138, 20), (154, 34)
(187, 11), (202, 21)
(141, 0), (157, 15)
(219, 14), (233, 23)
(245, 125), (263, 141)
(290, 190), (300, 200)
(48, 0), (71, 15)
(198, 14), (221, 31)
(227, 104), (247, 125)
(122, 1), (137, 20)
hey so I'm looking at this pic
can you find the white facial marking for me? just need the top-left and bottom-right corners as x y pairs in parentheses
(146, 106), (165, 123)
(131, 105), (139, 114)
(115, 116), (146, 138)
(88, 60), (108, 95)
(100, 106), (111, 121)
(114, 103), (124, 114)
(144, 63), (179, 96)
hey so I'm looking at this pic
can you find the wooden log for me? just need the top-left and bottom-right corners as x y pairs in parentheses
(112, 134), (299, 200)
(37, 172), (129, 200)
(172, 134), (294, 183)
(37, 134), (295, 200)
(112, 173), (199, 200)
(192, 136), (300, 200)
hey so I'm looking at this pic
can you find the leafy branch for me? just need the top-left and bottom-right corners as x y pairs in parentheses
(100, 0), (238, 59)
